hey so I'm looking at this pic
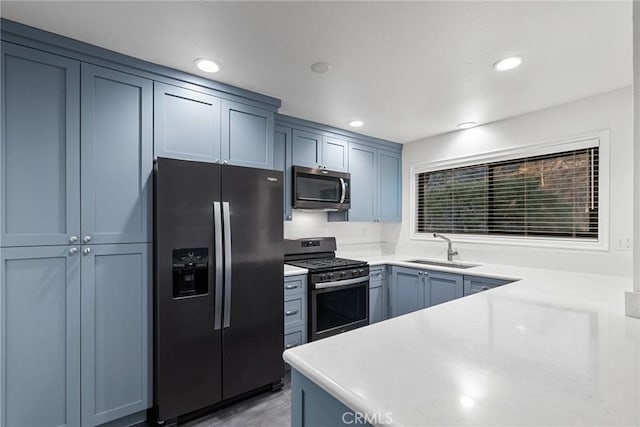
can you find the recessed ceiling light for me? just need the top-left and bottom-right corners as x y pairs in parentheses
(349, 120), (364, 127)
(457, 121), (477, 129)
(310, 62), (332, 74)
(493, 56), (523, 71)
(194, 58), (221, 73)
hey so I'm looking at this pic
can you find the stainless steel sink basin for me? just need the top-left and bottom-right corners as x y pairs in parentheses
(404, 259), (479, 269)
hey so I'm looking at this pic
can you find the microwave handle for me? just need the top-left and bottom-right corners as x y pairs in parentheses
(339, 178), (346, 203)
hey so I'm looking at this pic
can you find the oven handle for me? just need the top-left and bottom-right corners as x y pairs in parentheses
(315, 276), (368, 290)
(339, 178), (346, 204)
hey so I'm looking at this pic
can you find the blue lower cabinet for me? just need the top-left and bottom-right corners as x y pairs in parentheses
(389, 267), (422, 317)
(81, 244), (151, 427)
(463, 276), (512, 296)
(426, 271), (463, 307)
(284, 275), (307, 354)
(369, 285), (384, 324)
(1, 246), (81, 427)
(291, 369), (373, 427)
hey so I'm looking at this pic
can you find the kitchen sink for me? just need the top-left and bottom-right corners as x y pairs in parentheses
(404, 259), (479, 269)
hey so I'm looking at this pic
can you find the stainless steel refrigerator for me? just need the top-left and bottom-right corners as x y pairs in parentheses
(153, 157), (284, 423)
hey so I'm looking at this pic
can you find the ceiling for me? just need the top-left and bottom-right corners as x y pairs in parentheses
(0, 1), (632, 143)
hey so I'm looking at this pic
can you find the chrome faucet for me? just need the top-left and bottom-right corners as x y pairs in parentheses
(433, 233), (458, 262)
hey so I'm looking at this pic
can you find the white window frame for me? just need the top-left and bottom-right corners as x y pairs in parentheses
(410, 131), (610, 251)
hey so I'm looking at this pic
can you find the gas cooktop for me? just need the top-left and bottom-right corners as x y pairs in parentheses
(286, 257), (366, 271)
(283, 237), (367, 272)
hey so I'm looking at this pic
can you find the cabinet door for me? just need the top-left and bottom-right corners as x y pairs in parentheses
(322, 135), (348, 172)
(390, 267), (422, 317)
(463, 276), (512, 296)
(154, 82), (221, 162)
(81, 244), (150, 426)
(292, 129), (322, 168)
(377, 149), (402, 222)
(1, 43), (80, 247)
(369, 284), (384, 324)
(426, 271), (463, 307)
(221, 100), (273, 169)
(81, 65), (153, 245)
(274, 126), (293, 220)
(348, 142), (377, 221)
(1, 246), (81, 427)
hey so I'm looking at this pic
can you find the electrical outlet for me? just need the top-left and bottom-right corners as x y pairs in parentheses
(614, 235), (633, 251)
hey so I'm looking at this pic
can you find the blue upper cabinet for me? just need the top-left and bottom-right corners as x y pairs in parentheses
(222, 100), (274, 169)
(291, 129), (348, 171)
(154, 82), (275, 169)
(348, 142), (377, 221)
(337, 141), (402, 223)
(377, 150), (402, 222)
(81, 64), (153, 245)
(154, 82), (222, 163)
(274, 125), (293, 221)
(322, 135), (348, 172)
(292, 129), (322, 168)
(1, 42), (80, 247)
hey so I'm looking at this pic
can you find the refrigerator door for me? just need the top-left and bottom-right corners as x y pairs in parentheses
(154, 158), (223, 421)
(221, 165), (284, 399)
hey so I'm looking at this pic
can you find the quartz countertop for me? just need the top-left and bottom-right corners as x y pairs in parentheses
(283, 260), (639, 426)
(284, 264), (307, 277)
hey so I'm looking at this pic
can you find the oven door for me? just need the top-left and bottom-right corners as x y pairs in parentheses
(310, 277), (369, 341)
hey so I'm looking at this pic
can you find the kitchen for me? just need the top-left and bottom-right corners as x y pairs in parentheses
(0, 1), (639, 427)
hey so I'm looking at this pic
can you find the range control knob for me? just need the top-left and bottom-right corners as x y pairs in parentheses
(319, 274), (327, 281)
(359, 269), (365, 274)
(340, 271), (347, 277)
(352, 270), (358, 276)
(328, 273), (335, 280)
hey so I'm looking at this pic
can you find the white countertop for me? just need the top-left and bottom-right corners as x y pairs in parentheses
(283, 258), (640, 426)
(284, 264), (307, 277)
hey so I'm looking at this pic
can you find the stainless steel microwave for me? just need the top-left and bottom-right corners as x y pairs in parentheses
(292, 166), (350, 211)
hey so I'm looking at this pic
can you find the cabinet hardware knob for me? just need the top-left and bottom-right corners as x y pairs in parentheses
(83, 236), (92, 243)
(83, 248), (91, 255)
(215, 159), (220, 163)
(69, 236), (78, 243)
(69, 247), (78, 255)
(223, 160), (229, 164)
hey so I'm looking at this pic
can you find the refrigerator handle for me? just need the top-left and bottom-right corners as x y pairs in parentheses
(222, 202), (232, 328)
(213, 202), (224, 330)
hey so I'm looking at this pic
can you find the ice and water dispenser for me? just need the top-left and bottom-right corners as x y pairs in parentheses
(172, 248), (209, 298)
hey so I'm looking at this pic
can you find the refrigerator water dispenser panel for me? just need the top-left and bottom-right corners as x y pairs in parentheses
(172, 248), (209, 298)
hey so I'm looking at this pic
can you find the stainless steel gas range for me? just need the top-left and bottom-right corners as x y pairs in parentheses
(284, 237), (369, 341)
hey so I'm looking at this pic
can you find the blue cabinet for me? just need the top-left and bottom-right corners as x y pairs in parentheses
(222, 100), (274, 169)
(389, 266), (463, 317)
(1, 46), (151, 427)
(1, 42), (80, 248)
(1, 245), (81, 427)
(81, 244), (151, 427)
(284, 275), (308, 352)
(274, 125), (293, 221)
(81, 64), (153, 245)
(291, 129), (348, 171)
(154, 82), (222, 163)
(334, 142), (401, 223)
(154, 82), (275, 169)
(463, 275), (512, 296)
(369, 266), (388, 323)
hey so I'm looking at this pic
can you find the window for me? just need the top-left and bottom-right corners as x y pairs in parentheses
(415, 147), (598, 239)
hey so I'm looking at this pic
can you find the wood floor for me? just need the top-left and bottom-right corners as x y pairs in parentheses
(181, 371), (291, 427)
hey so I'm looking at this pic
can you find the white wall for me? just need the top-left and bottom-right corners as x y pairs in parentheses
(384, 87), (633, 276)
(284, 211), (384, 256)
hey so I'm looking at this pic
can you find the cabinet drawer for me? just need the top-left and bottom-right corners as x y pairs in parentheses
(284, 276), (305, 297)
(369, 266), (386, 282)
(284, 330), (303, 350)
(284, 297), (304, 326)
(463, 276), (513, 296)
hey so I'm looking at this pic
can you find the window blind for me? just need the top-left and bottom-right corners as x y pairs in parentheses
(415, 148), (598, 239)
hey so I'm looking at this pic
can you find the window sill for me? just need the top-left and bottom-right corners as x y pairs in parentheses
(410, 232), (608, 252)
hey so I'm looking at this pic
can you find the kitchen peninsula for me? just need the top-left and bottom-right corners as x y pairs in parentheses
(283, 261), (639, 426)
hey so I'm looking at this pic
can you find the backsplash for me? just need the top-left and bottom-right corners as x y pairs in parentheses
(284, 211), (384, 256)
